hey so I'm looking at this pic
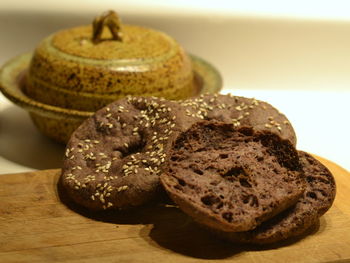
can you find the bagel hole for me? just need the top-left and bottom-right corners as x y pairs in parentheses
(116, 136), (146, 160)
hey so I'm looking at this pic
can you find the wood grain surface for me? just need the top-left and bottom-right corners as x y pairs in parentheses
(0, 156), (349, 263)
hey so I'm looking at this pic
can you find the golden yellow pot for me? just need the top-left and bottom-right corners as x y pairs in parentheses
(0, 11), (222, 143)
(25, 11), (195, 111)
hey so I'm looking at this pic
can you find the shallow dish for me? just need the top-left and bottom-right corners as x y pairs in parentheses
(0, 52), (222, 143)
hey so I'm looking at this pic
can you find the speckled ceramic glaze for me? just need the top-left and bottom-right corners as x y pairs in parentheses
(0, 10), (222, 143)
(25, 23), (194, 111)
(0, 52), (222, 143)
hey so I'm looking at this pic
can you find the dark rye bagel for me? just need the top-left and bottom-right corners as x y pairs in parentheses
(60, 94), (297, 210)
(60, 96), (196, 210)
(216, 151), (336, 244)
(160, 121), (304, 232)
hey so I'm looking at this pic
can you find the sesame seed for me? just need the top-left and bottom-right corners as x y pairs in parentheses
(99, 194), (105, 203)
(117, 185), (129, 192)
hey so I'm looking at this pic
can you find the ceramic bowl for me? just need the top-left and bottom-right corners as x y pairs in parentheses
(0, 52), (222, 143)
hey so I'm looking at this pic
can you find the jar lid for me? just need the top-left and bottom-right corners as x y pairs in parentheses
(51, 11), (177, 62)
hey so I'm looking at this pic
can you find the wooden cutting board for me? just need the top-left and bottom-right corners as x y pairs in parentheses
(0, 156), (349, 263)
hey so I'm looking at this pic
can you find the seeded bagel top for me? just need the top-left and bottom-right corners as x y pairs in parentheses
(61, 96), (197, 210)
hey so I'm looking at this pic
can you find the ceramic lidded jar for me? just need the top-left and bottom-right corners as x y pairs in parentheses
(24, 11), (195, 112)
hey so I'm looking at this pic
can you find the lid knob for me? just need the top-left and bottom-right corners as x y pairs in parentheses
(92, 10), (123, 44)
